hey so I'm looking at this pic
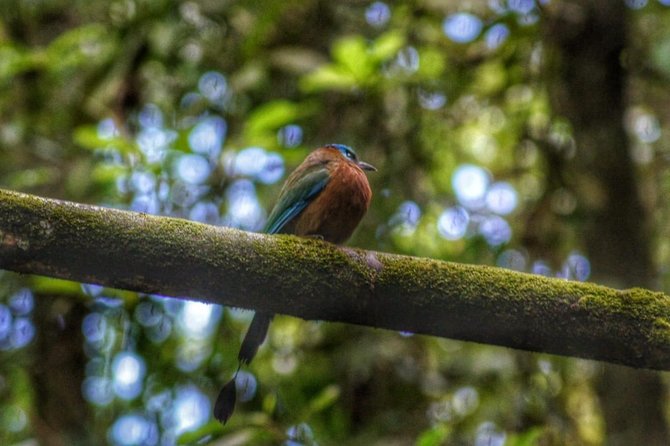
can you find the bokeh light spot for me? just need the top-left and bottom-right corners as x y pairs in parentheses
(453, 386), (479, 416)
(189, 201), (220, 224)
(9, 288), (34, 315)
(176, 154), (212, 185)
(443, 13), (483, 43)
(277, 124), (303, 148)
(633, 113), (661, 143)
(485, 182), (518, 215)
(0, 305), (12, 340)
(563, 252), (591, 281)
(452, 164), (490, 208)
(137, 128), (175, 163)
(479, 215), (512, 246)
(418, 90), (447, 110)
(98, 118), (119, 139)
(497, 249), (527, 271)
(109, 413), (158, 446)
(224, 179), (264, 230)
(10, 318), (35, 349)
(475, 422), (506, 446)
(83, 376), (114, 406)
(134, 301), (163, 327)
(112, 351), (146, 400)
(138, 104), (163, 129)
(130, 193), (160, 214)
(258, 152), (285, 185)
(179, 301), (221, 339)
(130, 171), (156, 194)
(365, 2), (391, 27)
(4, 406), (28, 433)
(394, 46), (420, 73)
(532, 260), (552, 277)
(188, 116), (226, 158)
(438, 206), (470, 240)
(485, 23), (510, 49)
(232, 147), (267, 177)
(391, 200), (422, 232)
(173, 386), (210, 435)
(508, 0), (535, 14)
(286, 423), (315, 445)
(198, 71), (228, 103)
(625, 0), (648, 9)
(235, 370), (258, 402)
(82, 312), (107, 344)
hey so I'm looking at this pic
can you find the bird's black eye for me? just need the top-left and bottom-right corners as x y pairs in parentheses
(344, 149), (356, 161)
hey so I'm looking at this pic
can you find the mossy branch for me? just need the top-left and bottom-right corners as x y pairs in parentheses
(1, 188), (669, 369)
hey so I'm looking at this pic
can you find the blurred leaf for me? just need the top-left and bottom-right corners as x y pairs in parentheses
(263, 391), (278, 416)
(416, 424), (451, 446)
(301, 384), (340, 418)
(301, 32), (403, 92)
(73, 125), (137, 154)
(651, 35), (670, 77)
(176, 420), (222, 445)
(473, 61), (507, 96)
(244, 100), (314, 144)
(44, 23), (116, 72)
(417, 47), (446, 79)
(0, 44), (34, 81)
(333, 36), (374, 80)
(91, 164), (126, 187)
(4, 167), (58, 189)
(30, 277), (83, 295)
(300, 65), (358, 92)
(505, 427), (544, 446)
(369, 31), (406, 62)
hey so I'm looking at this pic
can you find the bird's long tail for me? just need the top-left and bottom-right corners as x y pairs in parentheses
(239, 312), (273, 365)
(213, 312), (274, 424)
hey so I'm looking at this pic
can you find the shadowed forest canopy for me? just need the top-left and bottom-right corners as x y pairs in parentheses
(1, 1), (670, 445)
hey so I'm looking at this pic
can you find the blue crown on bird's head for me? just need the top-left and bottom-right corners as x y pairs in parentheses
(325, 143), (358, 161)
(322, 143), (376, 171)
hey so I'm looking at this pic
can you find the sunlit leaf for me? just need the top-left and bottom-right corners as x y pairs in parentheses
(30, 277), (82, 294)
(332, 36), (374, 80)
(0, 44), (34, 81)
(416, 424), (451, 446)
(176, 420), (222, 445)
(300, 65), (358, 92)
(44, 24), (116, 71)
(73, 125), (137, 154)
(244, 100), (310, 142)
(473, 61), (507, 95)
(417, 47), (446, 79)
(505, 427), (544, 446)
(305, 384), (340, 415)
(369, 31), (406, 62)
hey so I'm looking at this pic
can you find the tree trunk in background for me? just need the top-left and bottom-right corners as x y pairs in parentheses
(32, 296), (92, 446)
(543, 1), (668, 445)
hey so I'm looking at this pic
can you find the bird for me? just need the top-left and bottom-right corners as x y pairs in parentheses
(213, 143), (376, 424)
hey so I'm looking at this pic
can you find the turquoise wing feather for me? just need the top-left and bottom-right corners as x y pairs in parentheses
(264, 164), (330, 234)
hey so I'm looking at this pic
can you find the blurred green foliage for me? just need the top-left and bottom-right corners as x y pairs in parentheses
(2, 1), (670, 445)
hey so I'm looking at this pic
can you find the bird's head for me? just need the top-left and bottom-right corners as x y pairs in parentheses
(320, 144), (377, 172)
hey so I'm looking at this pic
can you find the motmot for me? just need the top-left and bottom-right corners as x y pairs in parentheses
(214, 144), (376, 423)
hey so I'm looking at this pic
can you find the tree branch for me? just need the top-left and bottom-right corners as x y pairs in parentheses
(1, 188), (669, 369)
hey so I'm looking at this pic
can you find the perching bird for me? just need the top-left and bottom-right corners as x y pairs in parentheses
(214, 144), (376, 424)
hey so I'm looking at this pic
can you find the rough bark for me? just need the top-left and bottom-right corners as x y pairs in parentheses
(1, 188), (670, 370)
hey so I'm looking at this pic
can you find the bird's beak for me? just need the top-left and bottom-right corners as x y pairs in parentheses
(358, 161), (377, 171)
